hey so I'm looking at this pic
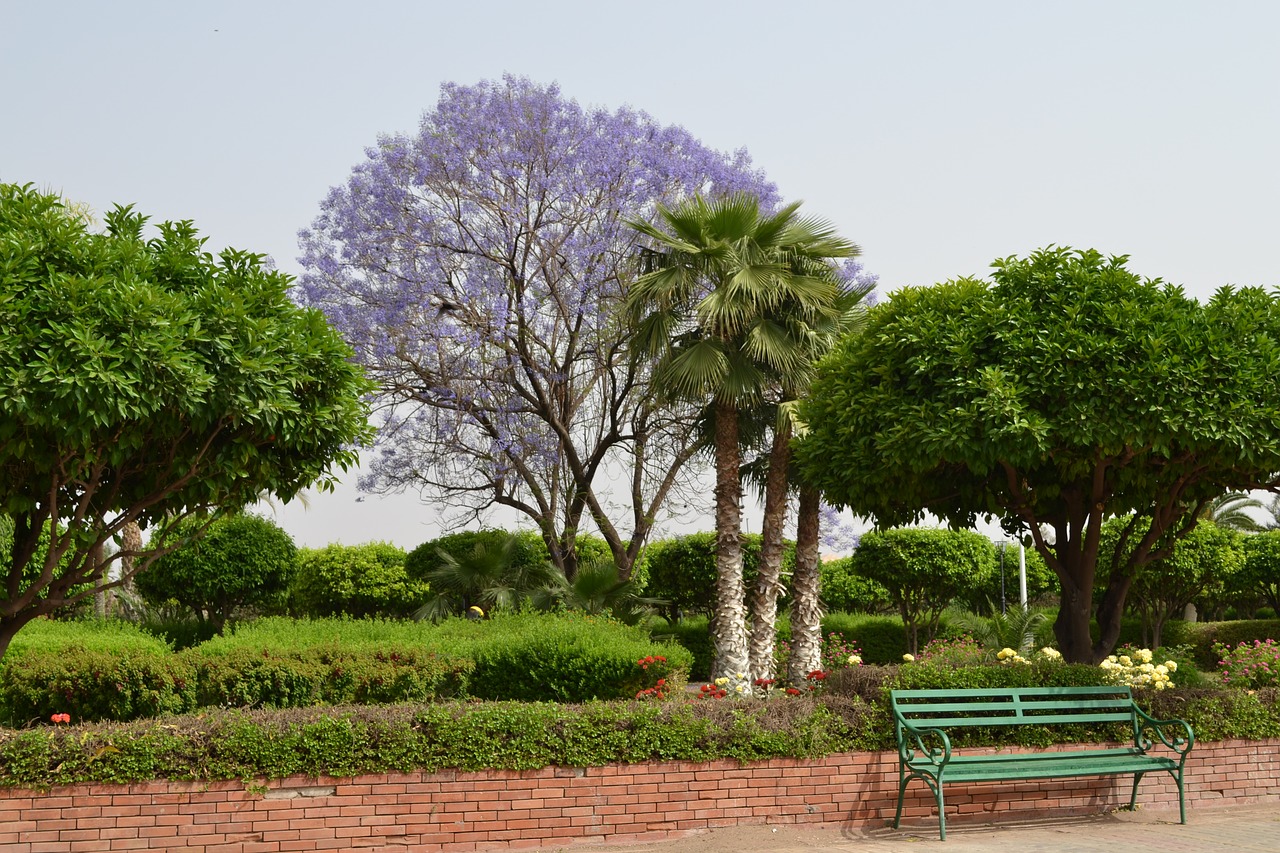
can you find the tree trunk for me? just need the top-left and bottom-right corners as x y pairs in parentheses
(1053, 578), (1095, 663)
(787, 484), (823, 685)
(749, 420), (792, 682)
(711, 398), (750, 692)
(121, 521), (143, 591)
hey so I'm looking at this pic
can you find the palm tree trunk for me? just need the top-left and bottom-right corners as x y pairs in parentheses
(749, 419), (792, 682)
(788, 484), (823, 684)
(712, 398), (750, 691)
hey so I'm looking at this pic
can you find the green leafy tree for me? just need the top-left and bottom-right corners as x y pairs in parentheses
(797, 247), (1280, 662)
(1101, 517), (1243, 647)
(134, 513), (296, 633)
(1239, 531), (1280, 617)
(849, 527), (995, 654)
(626, 192), (858, 686)
(290, 542), (427, 618)
(0, 184), (372, 658)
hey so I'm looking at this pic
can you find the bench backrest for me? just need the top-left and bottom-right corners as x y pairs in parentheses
(890, 686), (1137, 729)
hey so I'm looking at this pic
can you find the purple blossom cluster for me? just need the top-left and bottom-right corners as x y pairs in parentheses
(819, 501), (861, 554)
(297, 76), (776, 554)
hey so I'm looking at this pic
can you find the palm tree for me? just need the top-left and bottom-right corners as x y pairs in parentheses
(626, 193), (858, 688)
(533, 558), (668, 625)
(1203, 491), (1266, 533)
(412, 534), (562, 622)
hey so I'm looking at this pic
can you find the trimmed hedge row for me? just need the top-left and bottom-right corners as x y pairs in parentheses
(0, 615), (691, 725)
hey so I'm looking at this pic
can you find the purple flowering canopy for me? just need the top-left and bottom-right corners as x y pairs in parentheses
(298, 76), (775, 578)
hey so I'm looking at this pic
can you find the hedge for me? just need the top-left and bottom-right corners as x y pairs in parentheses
(0, 614), (692, 722)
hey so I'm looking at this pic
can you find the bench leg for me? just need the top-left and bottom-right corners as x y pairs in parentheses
(1128, 772), (1144, 813)
(893, 774), (947, 841)
(892, 773), (910, 829)
(1175, 770), (1186, 825)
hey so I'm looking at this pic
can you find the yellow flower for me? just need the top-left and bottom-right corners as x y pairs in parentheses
(848, 654), (862, 666)
(1118, 655), (1132, 667)
(903, 654), (915, 663)
(1137, 649), (1153, 664)
(714, 677), (729, 687)
(1166, 660), (1178, 673)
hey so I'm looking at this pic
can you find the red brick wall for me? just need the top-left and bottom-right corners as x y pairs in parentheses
(3, 739), (1277, 852)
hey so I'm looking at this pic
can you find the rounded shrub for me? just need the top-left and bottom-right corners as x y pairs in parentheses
(136, 513), (296, 632)
(289, 542), (427, 618)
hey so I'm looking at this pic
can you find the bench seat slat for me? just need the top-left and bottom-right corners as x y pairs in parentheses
(938, 754), (1178, 781)
(902, 711), (1133, 727)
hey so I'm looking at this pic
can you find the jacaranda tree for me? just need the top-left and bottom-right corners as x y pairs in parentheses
(797, 247), (1280, 663)
(0, 184), (371, 659)
(298, 76), (775, 580)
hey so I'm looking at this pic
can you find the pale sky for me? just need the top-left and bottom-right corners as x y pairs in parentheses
(5, 1), (1278, 549)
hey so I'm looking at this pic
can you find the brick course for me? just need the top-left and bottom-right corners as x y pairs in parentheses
(3, 739), (1277, 851)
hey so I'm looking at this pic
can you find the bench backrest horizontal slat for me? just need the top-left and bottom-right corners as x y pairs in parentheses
(890, 686), (1136, 729)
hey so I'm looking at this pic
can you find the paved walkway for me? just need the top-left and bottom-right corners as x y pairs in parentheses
(538, 803), (1279, 852)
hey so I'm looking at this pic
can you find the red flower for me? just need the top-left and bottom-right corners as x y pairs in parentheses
(785, 687), (802, 696)
(51, 713), (70, 724)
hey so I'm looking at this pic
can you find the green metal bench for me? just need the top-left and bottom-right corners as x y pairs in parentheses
(890, 685), (1194, 840)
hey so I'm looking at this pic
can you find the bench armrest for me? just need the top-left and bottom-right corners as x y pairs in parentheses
(896, 720), (953, 767)
(1133, 706), (1194, 756)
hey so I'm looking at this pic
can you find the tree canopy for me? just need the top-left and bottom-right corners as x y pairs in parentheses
(796, 246), (1280, 662)
(0, 183), (371, 658)
(298, 76), (774, 580)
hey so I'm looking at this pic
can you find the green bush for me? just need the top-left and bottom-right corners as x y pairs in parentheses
(0, 619), (192, 725)
(1174, 620), (1280, 670)
(135, 513), (297, 632)
(433, 612), (692, 702)
(183, 617), (472, 708)
(819, 557), (892, 613)
(290, 542), (428, 618)
(643, 532), (792, 621)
